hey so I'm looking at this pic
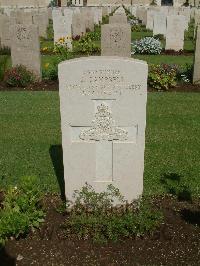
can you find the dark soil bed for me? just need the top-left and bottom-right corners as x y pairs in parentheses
(0, 80), (59, 91)
(0, 195), (199, 266)
(0, 81), (200, 93)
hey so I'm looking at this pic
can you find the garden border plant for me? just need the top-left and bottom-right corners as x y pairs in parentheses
(0, 176), (45, 248)
(63, 183), (163, 243)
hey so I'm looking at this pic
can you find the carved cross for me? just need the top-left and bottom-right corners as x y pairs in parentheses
(70, 100), (137, 182)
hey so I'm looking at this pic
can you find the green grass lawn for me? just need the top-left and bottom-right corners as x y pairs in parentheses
(0, 92), (199, 197)
(133, 54), (193, 66)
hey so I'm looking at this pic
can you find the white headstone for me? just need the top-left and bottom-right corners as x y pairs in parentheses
(72, 12), (86, 38)
(165, 15), (185, 51)
(11, 24), (41, 79)
(0, 14), (11, 48)
(153, 13), (167, 36)
(101, 24), (131, 57)
(109, 14), (127, 24)
(58, 57), (148, 203)
(52, 9), (72, 49)
(193, 26), (200, 84)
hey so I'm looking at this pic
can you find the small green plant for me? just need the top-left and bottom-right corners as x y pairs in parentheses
(148, 64), (177, 91)
(4, 65), (36, 87)
(0, 55), (9, 81)
(73, 34), (100, 55)
(0, 176), (45, 247)
(65, 184), (163, 243)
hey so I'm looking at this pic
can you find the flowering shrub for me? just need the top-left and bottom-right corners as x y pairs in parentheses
(55, 36), (72, 50)
(148, 64), (178, 91)
(54, 36), (72, 60)
(132, 37), (162, 55)
(42, 58), (61, 81)
(4, 65), (36, 87)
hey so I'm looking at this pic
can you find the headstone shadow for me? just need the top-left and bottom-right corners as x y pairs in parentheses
(160, 172), (192, 202)
(49, 145), (66, 201)
(0, 247), (16, 266)
(180, 209), (200, 227)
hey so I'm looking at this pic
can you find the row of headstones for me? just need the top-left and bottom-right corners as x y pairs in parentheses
(1, 4), (200, 83)
(103, 6), (200, 83)
(131, 6), (200, 35)
(52, 6), (103, 47)
(51, 6), (119, 46)
(130, 5), (191, 51)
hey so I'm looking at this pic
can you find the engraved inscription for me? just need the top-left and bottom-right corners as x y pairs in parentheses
(66, 69), (142, 96)
(110, 28), (125, 49)
(80, 103), (128, 141)
(16, 27), (31, 41)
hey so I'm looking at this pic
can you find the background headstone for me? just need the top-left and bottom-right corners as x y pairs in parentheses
(165, 15), (185, 51)
(109, 14), (127, 24)
(153, 13), (167, 36)
(72, 12), (86, 38)
(193, 26), (200, 84)
(11, 24), (41, 78)
(52, 8), (72, 48)
(101, 24), (131, 57)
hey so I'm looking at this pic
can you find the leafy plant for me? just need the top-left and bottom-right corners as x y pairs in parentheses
(148, 64), (177, 91)
(0, 176), (45, 247)
(4, 65), (36, 87)
(132, 37), (162, 55)
(86, 29), (101, 41)
(0, 55), (9, 81)
(65, 184), (163, 243)
(73, 34), (100, 55)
